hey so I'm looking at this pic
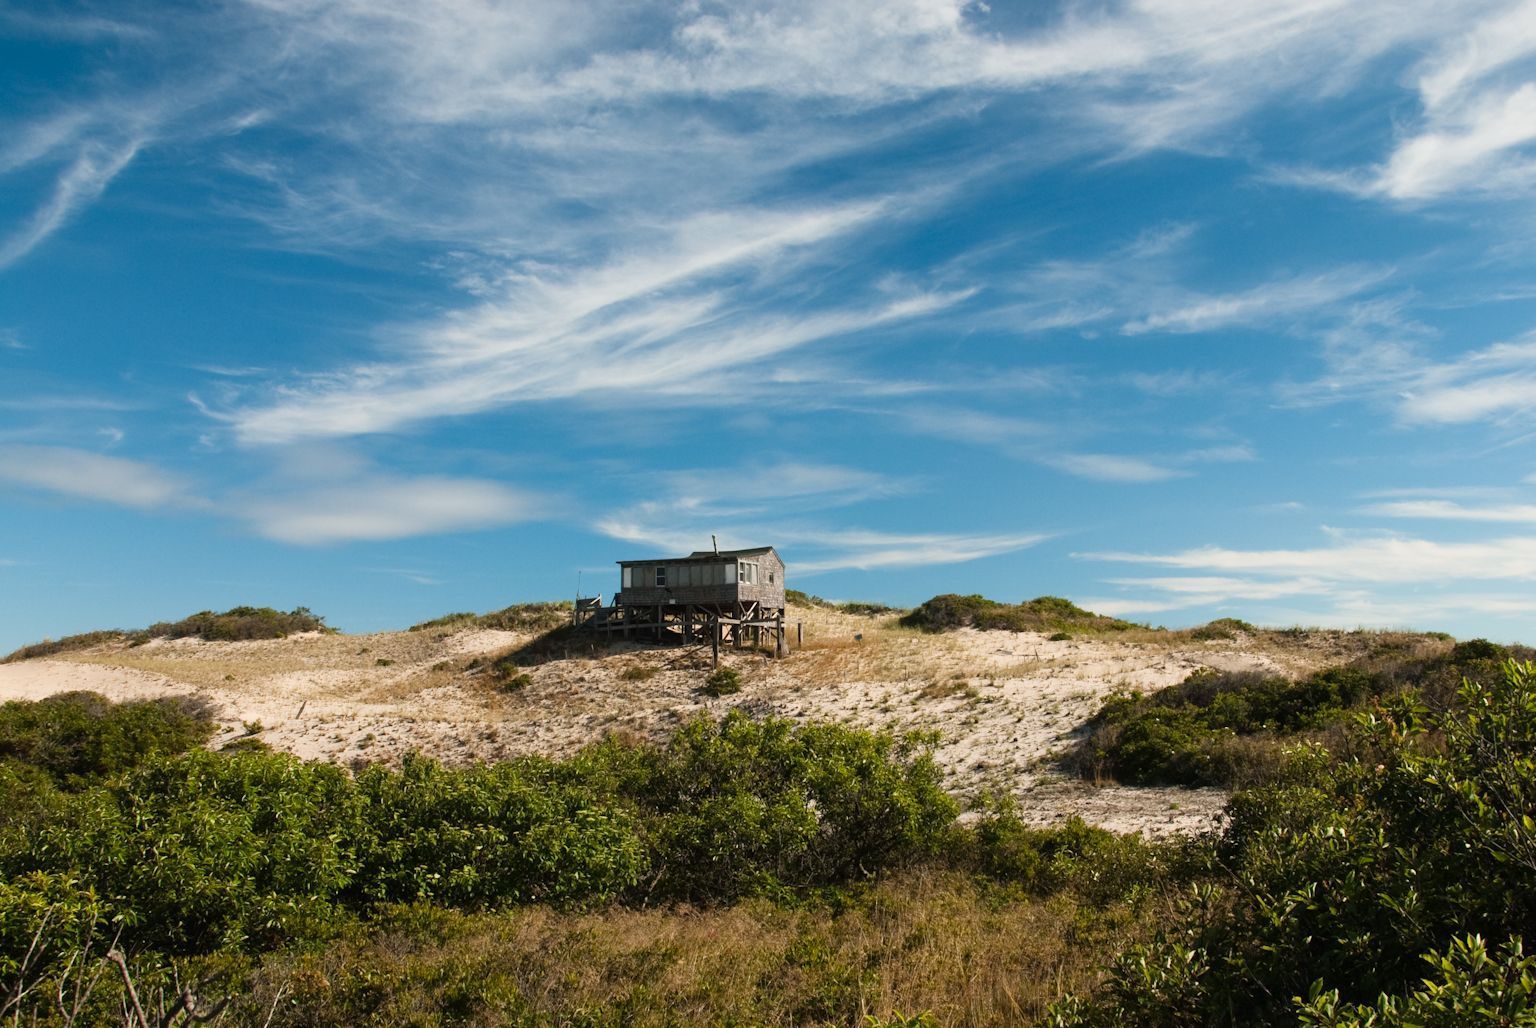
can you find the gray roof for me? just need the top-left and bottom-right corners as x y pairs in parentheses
(616, 546), (778, 565)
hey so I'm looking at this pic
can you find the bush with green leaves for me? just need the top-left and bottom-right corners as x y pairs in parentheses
(701, 666), (742, 696)
(0, 693), (966, 984)
(1053, 659), (1536, 1025)
(0, 691), (216, 789)
(571, 713), (958, 901)
(8, 750), (366, 953)
(969, 805), (1190, 906)
(1073, 641), (1527, 789)
(900, 594), (1135, 634)
(353, 753), (645, 908)
(1296, 934), (1536, 1026)
(139, 605), (330, 642)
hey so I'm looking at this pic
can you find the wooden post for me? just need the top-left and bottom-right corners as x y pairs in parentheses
(711, 618), (720, 669)
(776, 611), (787, 658)
(797, 621), (803, 646)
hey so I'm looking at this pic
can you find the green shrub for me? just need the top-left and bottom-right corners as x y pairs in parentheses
(353, 754), (644, 909)
(1296, 934), (1536, 1025)
(1188, 617), (1257, 641)
(702, 667), (742, 696)
(139, 606), (330, 642)
(480, 655), (532, 692)
(573, 714), (958, 902)
(0, 691), (217, 788)
(1072, 664), (1390, 787)
(1054, 660), (1536, 1025)
(8, 750), (365, 952)
(970, 804), (1178, 905)
(900, 594), (1136, 634)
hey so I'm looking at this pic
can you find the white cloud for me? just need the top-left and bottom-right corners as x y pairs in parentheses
(1120, 267), (1390, 335)
(241, 474), (541, 544)
(0, 445), (200, 510)
(224, 200), (969, 443)
(1361, 498), (1536, 522)
(1377, 82), (1536, 200)
(0, 138), (142, 269)
(592, 454), (1045, 572)
(1048, 453), (1187, 483)
(1081, 532), (1536, 582)
(1079, 525), (1536, 632)
(1398, 335), (1536, 425)
(1369, 0), (1536, 201)
(790, 530), (1050, 573)
(597, 513), (1049, 574)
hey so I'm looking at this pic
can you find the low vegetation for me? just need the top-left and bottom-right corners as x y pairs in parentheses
(7, 621), (1536, 1024)
(0, 691), (1185, 1024)
(139, 606), (331, 643)
(787, 589), (902, 616)
(0, 691), (216, 791)
(1, 629), (130, 664)
(900, 595), (1138, 635)
(408, 601), (572, 634)
(2, 607), (331, 662)
(701, 665), (743, 696)
(1052, 658), (1536, 1025)
(1069, 637), (1525, 788)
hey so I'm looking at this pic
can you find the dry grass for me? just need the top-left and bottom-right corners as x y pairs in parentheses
(245, 870), (1153, 1026)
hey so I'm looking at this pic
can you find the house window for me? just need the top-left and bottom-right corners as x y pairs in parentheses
(622, 567), (632, 589)
(655, 566), (667, 587)
(768, 571), (775, 584)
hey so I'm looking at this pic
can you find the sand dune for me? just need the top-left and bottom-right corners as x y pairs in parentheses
(0, 606), (1389, 836)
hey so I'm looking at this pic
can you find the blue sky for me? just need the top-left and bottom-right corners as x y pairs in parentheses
(5, 0), (1536, 650)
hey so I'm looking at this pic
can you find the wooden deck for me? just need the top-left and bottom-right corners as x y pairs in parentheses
(573, 598), (788, 664)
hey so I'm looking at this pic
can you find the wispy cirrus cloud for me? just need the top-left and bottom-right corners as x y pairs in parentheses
(0, 137), (143, 270)
(1120, 267), (1391, 335)
(1079, 526), (1536, 629)
(594, 457), (1046, 572)
(1361, 498), (1536, 522)
(223, 200), (970, 444)
(1082, 532), (1536, 582)
(1397, 335), (1536, 425)
(239, 474), (542, 545)
(1370, 0), (1536, 201)
(0, 445), (202, 510)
